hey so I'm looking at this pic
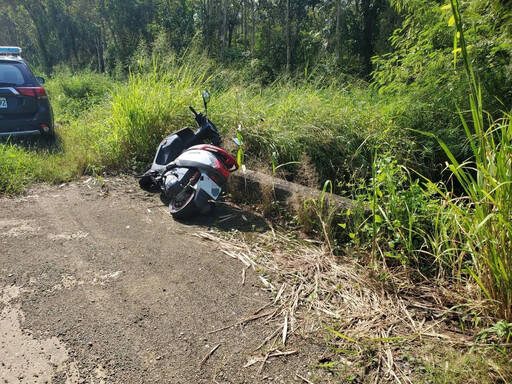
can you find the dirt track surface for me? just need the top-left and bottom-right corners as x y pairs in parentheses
(0, 177), (323, 383)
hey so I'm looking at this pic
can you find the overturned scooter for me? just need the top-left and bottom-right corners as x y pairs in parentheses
(138, 91), (238, 219)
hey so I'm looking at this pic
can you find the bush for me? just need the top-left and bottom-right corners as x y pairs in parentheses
(45, 70), (114, 119)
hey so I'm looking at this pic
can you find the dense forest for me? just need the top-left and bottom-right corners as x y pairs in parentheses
(0, 0), (399, 80)
(2, 0), (511, 143)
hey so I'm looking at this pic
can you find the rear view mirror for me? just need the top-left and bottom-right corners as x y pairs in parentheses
(202, 90), (210, 104)
(202, 90), (210, 116)
(36, 76), (45, 84)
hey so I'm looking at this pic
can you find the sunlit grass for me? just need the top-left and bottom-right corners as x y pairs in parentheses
(1, 57), (397, 194)
(3, 42), (510, 324)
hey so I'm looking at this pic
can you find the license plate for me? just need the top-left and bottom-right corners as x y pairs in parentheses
(0, 97), (7, 108)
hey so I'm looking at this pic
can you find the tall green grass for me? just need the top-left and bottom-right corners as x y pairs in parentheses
(0, 143), (37, 194)
(45, 69), (113, 118)
(433, 114), (512, 320)
(213, 83), (406, 188)
(0, 141), (76, 195)
(426, 0), (512, 320)
(359, 0), (512, 321)
(54, 54), (217, 173)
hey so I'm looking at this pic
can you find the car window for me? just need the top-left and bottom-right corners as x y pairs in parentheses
(0, 63), (27, 85)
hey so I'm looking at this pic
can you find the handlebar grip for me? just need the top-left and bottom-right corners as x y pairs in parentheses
(189, 106), (197, 115)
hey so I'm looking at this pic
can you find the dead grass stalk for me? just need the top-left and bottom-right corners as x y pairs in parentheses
(198, 228), (510, 382)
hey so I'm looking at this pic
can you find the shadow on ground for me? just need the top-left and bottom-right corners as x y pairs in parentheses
(0, 134), (63, 154)
(158, 193), (270, 233)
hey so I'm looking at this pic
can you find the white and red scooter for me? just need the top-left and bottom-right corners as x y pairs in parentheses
(138, 91), (238, 219)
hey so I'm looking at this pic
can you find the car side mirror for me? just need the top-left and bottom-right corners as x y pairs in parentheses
(36, 76), (45, 84)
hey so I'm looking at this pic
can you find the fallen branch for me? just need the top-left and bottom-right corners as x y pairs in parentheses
(296, 373), (315, 384)
(208, 309), (278, 334)
(199, 343), (221, 367)
(254, 325), (282, 352)
(282, 312), (288, 345)
(244, 350), (298, 369)
(258, 352), (270, 374)
(268, 349), (298, 358)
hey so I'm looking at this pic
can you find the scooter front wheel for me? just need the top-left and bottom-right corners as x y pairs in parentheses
(169, 188), (198, 219)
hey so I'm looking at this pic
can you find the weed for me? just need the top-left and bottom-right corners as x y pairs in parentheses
(410, 0), (512, 321)
(298, 181), (341, 253)
(46, 69), (113, 118)
(349, 152), (438, 270)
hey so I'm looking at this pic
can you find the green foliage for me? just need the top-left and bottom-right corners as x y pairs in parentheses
(0, 143), (35, 195)
(0, 0), (401, 84)
(216, 83), (407, 188)
(360, 0), (512, 321)
(422, 106), (512, 320)
(350, 154), (439, 269)
(427, 0), (512, 321)
(420, 344), (512, 384)
(70, 53), (214, 171)
(373, 0), (512, 175)
(0, 140), (76, 195)
(45, 70), (114, 118)
(235, 125), (245, 171)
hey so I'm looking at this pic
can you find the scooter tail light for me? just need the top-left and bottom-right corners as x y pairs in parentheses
(213, 158), (230, 179)
(209, 173), (221, 185)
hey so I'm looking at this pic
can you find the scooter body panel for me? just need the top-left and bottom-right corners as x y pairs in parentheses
(175, 149), (218, 169)
(153, 127), (195, 171)
(174, 148), (229, 186)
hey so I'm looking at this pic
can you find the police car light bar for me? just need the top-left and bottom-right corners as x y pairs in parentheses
(0, 46), (22, 57)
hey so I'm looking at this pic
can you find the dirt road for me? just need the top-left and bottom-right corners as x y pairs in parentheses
(0, 177), (323, 383)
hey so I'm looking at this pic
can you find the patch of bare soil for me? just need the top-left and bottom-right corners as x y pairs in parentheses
(0, 176), (329, 383)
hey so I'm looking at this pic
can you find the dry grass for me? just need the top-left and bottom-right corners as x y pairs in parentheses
(197, 224), (512, 383)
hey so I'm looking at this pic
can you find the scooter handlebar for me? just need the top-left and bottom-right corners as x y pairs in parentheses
(189, 106), (198, 115)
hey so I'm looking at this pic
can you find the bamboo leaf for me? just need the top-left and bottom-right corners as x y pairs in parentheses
(325, 326), (360, 344)
(466, 267), (492, 301)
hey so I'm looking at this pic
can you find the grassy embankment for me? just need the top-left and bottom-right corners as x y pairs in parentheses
(0, 18), (511, 380)
(1, 49), (511, 319)
(0, 57), (405, 195)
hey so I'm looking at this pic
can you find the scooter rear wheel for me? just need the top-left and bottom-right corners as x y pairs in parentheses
(169, 188), (198, 219)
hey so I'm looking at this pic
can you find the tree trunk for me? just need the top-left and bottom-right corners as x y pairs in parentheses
(361, 0), (376, 78)
(251, 0), (255, 58)
(64, 0), (79, 65)
(285, 0), (291, 73)
(221, 0), (228, 57)
(96, 24), (106, 73)
(336, 0), (342, 63)
(17, 0), (52, 73)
